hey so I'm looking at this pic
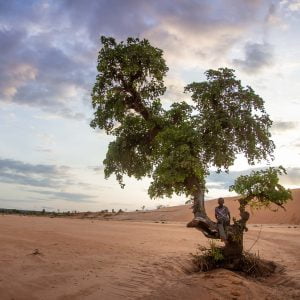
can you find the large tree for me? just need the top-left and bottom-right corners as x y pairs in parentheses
(91, 36), (291, 258)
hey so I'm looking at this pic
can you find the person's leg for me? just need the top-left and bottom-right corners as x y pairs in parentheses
(224, 220), (229, 236)
(217, 222), (227, 241)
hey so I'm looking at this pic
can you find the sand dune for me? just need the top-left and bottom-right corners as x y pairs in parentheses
(110, 188), (300, 225)
(0, 215), (299, 299)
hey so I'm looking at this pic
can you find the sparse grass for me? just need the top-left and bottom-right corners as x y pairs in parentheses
(192, 242), (276, 278)
(191, 240), (224, 272)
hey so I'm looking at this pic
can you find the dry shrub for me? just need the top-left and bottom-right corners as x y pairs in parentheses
(239, 251), (276, 277)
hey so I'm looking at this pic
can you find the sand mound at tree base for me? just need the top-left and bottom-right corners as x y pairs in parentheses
(192, 245), (277, 278)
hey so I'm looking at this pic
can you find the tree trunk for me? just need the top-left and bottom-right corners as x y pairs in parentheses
(223, 202), (250, 258)
(192, 188), (206, 218)
(186, 181), (219, 238)
(221, 202), (250, 263)
(223, 223), (244, 259)
(187, 192), (250, 261)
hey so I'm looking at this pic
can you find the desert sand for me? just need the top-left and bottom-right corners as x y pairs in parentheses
(1, 212), (300, 299)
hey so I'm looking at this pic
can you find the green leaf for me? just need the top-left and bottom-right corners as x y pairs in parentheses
(230, 166), (292, 209)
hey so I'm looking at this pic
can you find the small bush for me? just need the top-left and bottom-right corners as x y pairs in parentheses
(191, 240), (224, 272)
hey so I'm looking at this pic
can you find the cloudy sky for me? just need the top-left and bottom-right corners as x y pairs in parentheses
(1, 0), (299, 212)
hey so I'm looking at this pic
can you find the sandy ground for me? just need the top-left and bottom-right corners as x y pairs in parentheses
(0, 215), (300, 300)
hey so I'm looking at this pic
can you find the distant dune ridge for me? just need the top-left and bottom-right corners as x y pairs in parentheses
(112, 188), (300, 224)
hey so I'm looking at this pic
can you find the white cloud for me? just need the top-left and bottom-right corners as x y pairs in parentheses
(283, 0), (300, 11)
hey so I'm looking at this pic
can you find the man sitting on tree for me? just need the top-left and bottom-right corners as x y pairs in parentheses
(215, 198), (230, 242)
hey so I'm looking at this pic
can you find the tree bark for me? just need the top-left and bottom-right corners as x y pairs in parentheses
(223, 223), (244, 258)
(223, 201), (250, 258)
(186, 179), (219, 238)
(192, 188), (206, 218)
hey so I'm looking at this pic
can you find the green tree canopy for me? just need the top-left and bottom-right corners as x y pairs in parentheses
(91, 36), (276, 207)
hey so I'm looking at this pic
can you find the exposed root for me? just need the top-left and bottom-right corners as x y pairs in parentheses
(239, 251), (276, 277)
(192, 242), (276, 278)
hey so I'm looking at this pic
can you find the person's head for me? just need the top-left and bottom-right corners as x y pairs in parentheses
(218, 197), (224, 206)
